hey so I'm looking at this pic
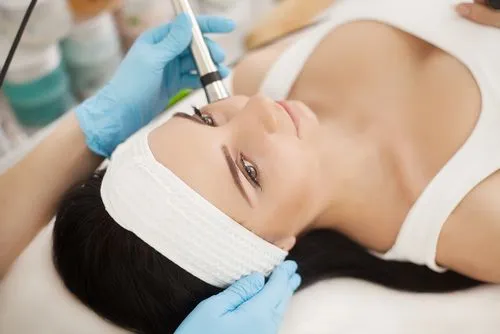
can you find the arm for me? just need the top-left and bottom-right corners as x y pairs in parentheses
(440, 1), (500, 283)
(437, 170), (500, 284)
(0, 15), (234, 278)
(0, 114), (102, 277)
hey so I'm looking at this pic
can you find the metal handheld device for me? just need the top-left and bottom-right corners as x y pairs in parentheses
(171, 0), (230, 103)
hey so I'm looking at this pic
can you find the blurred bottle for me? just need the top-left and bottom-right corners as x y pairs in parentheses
(0, 0), (72, 47)
(67, 0), (122, 22)
(61, 12), (123, 100)
(1, 43), (75, 128)
(114, 0), (176, 52)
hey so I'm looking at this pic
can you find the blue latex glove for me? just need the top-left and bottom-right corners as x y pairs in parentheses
(174, 261), (302, 334)
(75, 14), (235, 157)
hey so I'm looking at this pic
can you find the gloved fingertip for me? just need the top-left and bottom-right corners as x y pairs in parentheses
(205, 39), (226, 62)
(219, 18), (236, 32)
(175, 13), (192, 27)
(290, 274), (302, 292)
(219, 272), (265, 309)
(159, 14), (194, 57)
(213, 49), (226, 63)
(198, 15), (236, 33)
(217, 64), (230, 78)
(213, 51), (226, 64)
(279, 260), (298, 276)
(242, 272), (266, 289)
(210, 273), (264, 313)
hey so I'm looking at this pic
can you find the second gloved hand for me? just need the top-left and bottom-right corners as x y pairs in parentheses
(174, 261), (302, 334)
(76, 14), (235, 157)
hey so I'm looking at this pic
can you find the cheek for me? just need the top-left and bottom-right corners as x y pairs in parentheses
(272, 140), (318, 194)
(260, 141), (320, 236)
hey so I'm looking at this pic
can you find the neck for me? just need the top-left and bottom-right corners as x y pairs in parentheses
(307, 111), (405, 250)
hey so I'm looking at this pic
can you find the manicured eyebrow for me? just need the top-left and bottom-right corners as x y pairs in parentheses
(172, 112), (205, 125)
(173, 113), (252, 205)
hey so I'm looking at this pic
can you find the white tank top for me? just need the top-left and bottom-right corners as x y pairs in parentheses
(260, 0), (500, 272)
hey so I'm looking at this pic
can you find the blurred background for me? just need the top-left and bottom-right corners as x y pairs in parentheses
(0, 0), (279, 158)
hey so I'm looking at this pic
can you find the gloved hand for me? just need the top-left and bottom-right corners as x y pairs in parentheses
(75, 14), (235, 157)
(456, 0), (500, 27)
(174, 261), (302, 334)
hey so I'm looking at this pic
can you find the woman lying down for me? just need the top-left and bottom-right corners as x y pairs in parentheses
(13, 0), (500, 333)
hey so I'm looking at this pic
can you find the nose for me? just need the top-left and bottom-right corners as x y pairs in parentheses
(243, 95), (279, 134)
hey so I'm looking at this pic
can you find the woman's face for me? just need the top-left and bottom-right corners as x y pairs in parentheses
(149, 95), (327, 249)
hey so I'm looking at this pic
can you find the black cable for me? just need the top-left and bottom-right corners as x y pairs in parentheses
(0, 0), (39, 89)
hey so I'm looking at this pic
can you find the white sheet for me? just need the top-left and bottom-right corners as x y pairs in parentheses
(281, 280), (500, 334)
(1, 89), (499, 334)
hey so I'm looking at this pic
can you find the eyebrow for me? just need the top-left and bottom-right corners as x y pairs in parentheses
(172, 112), (204, 125)
(174, 113), (252, 206)
(221, 146), (252, 206)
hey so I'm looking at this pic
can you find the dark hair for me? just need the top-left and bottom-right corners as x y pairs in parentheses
(53, 170), (481, 334)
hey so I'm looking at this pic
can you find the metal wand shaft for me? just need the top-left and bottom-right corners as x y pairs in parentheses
(171, 0), (229, 103)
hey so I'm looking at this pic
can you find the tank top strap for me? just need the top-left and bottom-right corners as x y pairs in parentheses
(375, 81), (500, 271)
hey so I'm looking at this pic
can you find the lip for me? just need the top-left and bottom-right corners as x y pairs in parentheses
(276, 101), (300, 137)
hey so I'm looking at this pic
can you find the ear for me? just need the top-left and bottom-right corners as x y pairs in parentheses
(274, 236), (296, 252)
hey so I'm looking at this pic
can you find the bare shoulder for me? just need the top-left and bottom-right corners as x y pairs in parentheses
(437, 170), (500, 283)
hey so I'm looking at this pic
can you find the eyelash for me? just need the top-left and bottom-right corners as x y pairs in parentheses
(239, 154), (261, 189)
(191, 106), (262, 189)
(192, 106), (216, 127)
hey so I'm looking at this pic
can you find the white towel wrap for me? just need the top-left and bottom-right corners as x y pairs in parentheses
(100, 128), (287, 288)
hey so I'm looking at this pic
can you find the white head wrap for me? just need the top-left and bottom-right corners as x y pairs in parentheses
(100, 128), (287, 288)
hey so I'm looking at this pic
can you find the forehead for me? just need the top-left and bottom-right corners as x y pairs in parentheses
(148, 116), (249, 221)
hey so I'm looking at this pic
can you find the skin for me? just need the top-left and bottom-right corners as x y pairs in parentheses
(149, 19), (500, 283)
(456, 0), (500, 28)
(0, 2), (499, 283)
(0, 114), (103, 278)
(149, 96), (328, 250)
